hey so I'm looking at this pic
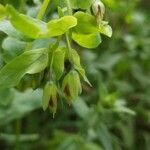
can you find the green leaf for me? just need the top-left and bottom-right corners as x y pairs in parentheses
(99, 22), (112, 37)
(0, 48), (48, 88)
(73, 12), (112, 47)
(2, 37), (26, 63)
(71, 49), (91, 86)
(0, 20), (25, 40)
(6, 5), (77, 39)
(0, 89), (42, 126)
(53, 47), (66, 80)
(0, 4), (6, 20)
(98, 123), (113, 150)
(72, 32), (101, 48)
(6, 5), (46, 39)
(70, 0), (93, 9)
(46, 16), (77, 37)
(74, 11), (98, 34)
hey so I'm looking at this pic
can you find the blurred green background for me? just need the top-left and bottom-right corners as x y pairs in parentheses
(0, 0), (149, 150)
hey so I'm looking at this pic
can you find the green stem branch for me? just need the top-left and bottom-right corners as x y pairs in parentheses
(65, 0), (73, 63)
(49, 36), (61, 80)
(36, 0), (51, 20)
(15, 119), (21, 150)
(65, 0), (72, 15)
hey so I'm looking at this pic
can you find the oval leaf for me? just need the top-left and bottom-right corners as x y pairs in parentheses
(6, 5), (46, 39)
(0, 48), (48, 88)
(2, 37), (26, 63)
(74, 11), (98, 34)
(0, 20), (25, 40)
(99, 22), (113, 37)
(72, 32), (101, 48)
(46, 16), (77, 37)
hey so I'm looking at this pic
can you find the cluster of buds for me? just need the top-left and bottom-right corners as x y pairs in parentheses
(42, 70), (82, 116)
(91, 0), (105, 25)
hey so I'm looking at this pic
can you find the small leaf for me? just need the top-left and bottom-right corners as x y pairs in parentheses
(0, 20), (25, 40)
(74, 11), (98, 34)
(6, 5), (77, 39)
(53, 47), (66, 80)
(72, 32), (101, 48)
(0, 48), (48, 88)
(46, 16), (77, 37)
(73, 12), (112, 46)
(6, 5), (46, 39)
(99, 22), (112, 37)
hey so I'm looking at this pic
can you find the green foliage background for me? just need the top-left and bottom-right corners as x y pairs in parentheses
(0, 0), (149, 150)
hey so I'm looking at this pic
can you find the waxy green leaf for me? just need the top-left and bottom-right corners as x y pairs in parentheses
(0, 48), (48, 88)
(6, 5), (46, 39)
(0, 20), (25, 40)
(74, 11), (98, 34)
(73, 12), (112, 48)
(72, 32), (101, 48)
(2, 37), (27, 63)
(46, 16), (77, 37)
(6, 5), (77, 39)
(99, 22), (112, 37)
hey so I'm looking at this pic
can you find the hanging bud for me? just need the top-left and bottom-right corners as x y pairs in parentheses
(62, 70), (82, 104)
(91, 0), (105, 24)
(42, 81), (58, 117)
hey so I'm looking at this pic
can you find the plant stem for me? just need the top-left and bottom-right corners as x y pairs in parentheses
(65, 0), (72, 15)
(15, 119), (21, 150)
(49, 36), (61, 80)
(65, 32), (72, 55)
(65, 0), (73, 63)
(36, 0), (51, 20)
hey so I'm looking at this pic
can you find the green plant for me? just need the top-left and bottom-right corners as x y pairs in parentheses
(0, 0), (112, 116)
(0, 0), (149, 150)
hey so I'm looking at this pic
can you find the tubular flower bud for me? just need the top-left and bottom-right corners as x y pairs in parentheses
(42, 82), (58, 117)
(62, 70), (82, 104)
(91, 0), (105, 24)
